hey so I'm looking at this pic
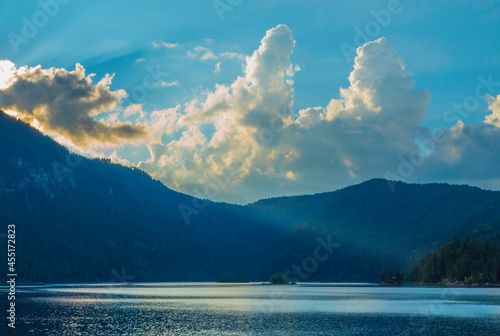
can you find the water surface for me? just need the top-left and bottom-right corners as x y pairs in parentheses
(1, 283), (499, 335)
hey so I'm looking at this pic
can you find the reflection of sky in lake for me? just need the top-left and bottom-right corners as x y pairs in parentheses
(32, 283), (500, 317)
(4, 283), (500, 336)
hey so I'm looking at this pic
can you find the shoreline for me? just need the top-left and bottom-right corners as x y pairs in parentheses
(2, 281), (500, 289)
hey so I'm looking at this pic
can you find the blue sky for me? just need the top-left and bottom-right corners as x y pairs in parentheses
(1, 0), (500, 203)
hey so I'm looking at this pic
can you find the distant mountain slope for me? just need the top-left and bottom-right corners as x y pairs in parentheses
(252, 179), (500, 281)
(1, 111), (500, 283)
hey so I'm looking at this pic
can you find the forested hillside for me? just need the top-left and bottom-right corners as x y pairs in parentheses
(251, 180), (500, 281)
(410, 238), (500, 284)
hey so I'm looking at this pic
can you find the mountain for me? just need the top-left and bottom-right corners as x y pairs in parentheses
(250, 180), (500, 281)
(1, 111), (500, 283)
(0, 111), (282, 282)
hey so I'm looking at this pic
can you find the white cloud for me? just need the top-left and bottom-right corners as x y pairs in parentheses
(123, 104), (145, 117)
(153, 41), (179, 49)
(160, 80), (179, 87)
(3, 110), (18, 117)
(485, 93), (500, 127)
(187, 46), (245, 62)
(220, 52), (246, 60)
(147, 105), (183, 140)
(0, 60), (16, 90)
(161, 42), (179, 48)
(188, 46), (217, 60)
(139, 25), (304, 202)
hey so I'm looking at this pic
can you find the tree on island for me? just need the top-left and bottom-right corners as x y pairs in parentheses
(269, 273), (289, 284)
(380, 267), (405, 286)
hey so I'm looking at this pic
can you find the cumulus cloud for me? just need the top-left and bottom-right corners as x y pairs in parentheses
(139, 25), (306, 202)
(138, 25), (500, 203)
(291, 38), (432, 182)
(485, 94), (500, 127)
(416, 99), (500, 186)
(148, 105), (183, 140)
(0, 63), (146, 148)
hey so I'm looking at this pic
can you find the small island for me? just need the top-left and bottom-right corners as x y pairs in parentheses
(380, 268), (405, 286)
(269, 273), (290, 285)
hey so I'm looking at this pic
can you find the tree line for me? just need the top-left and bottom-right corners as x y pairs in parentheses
(409, 238), (500, 284)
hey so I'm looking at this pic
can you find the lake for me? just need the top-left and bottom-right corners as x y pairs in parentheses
(1, 283), (500, 335)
